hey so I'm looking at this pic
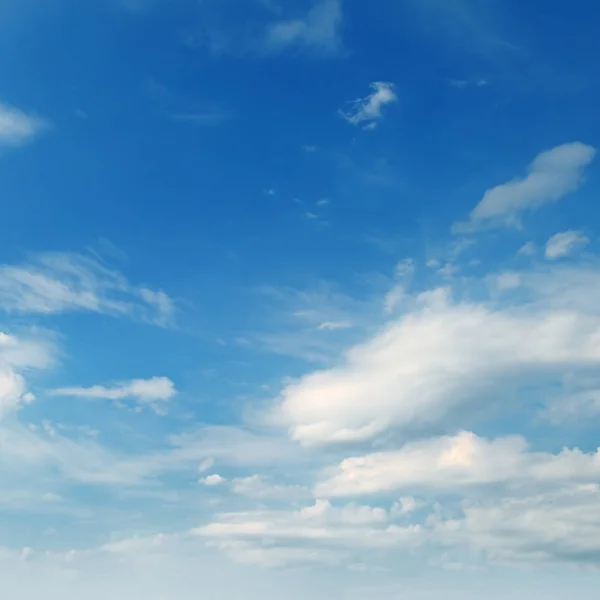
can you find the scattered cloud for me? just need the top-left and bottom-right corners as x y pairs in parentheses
(198, 457), (215, 473)
(544, 388), (600, 423)
(432, 485), (600, 567)
(317, 321), (352, 331)
(490, 271), (521, 291)
(201, 474), (226, 487)
(0, 332), (53, 420)
(454, 142), (596, 231)
(192, 499), (416, 567)
(231, 475), (308, 500)
(271, 263), (600, 445)
(339, 82), (397, 129)
(0, 102), (47, 147)
(449, 78), (489, 88)
(517, 241), (537, 257)
(49, 377), (176, 414)
(0, 252), (175, 326)
(315, 430), (600, 497)
(545, 230), (589, 260)
(402, 0), (518, 61)
(264, 0), (344, 56)
(0, 422), (304, 491)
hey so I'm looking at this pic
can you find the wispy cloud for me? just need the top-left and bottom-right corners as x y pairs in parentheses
(193, 0), (344, 59)
(49, 377), (176, 414)
(339, 82), (397, 129)
(0, 252), (175, 326)
(264, 0), (344, 56)
(403, 0), (518, 61)
(454, 142), (596, 231)
(271, 262), (600, 445)
(449, 78), (489, 88)
(0, 102), (47, 147)
(316, 321), (352, 331)
(545, 230), (589, 260)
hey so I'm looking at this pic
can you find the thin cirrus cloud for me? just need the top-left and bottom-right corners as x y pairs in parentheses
(0, 102), (47, 147)
(339, 82), (398, 129)
(545, 230), (589, 260)
(454, 142), (596, 231)
(0, 251), (175, 326)
(264, 0), (343, 56)
(49, 377), (176, 405)
(197, 0), (345, 58)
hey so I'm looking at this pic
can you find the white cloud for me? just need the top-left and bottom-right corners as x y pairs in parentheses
(490, 271), (521, 291)
(317, 321), (352, 331)
(198, 457), (215, 473)
(49, 377), (176, 413)
(433, 485), (600, 566)
(0, 252), (174, 326)
(450, 78), (489, 88)
(0, 332), (53, 419)
(271, 264), (600, 445)
(201, 474), (226, 487)
(192, 499), (420, 567)
(315, 431), (600, 497)
(51, 377), (175, 402)
(339, 82), (397, 129)
(0, 102), (47, 147)
(544, 388), (600, 422)
(383, 285), (405, 314)
(545, 230), (589, 260)
(454, 142), (596, 231)
(231, 475), (308, 500)
(0, 423), (301, 489)
(265, 0), (343, 56)
(0, 369), (28, 418)
(517, 241), (537, 257)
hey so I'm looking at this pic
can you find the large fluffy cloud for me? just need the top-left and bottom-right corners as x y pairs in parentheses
(272, 264), (600, 445)
(315, 431), (600, 497)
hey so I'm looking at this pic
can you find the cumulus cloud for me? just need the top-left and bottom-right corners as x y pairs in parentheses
(339, 82), (397, 129)
(0, 252), (175, 326)
(271, 263), (600, 445)
(265, 0), (343, 56)
(0, 332), (53, 419)
(0, 102), (47, 147)
(454, 142), (596, 231)
(201, 474), (226, 487)
(315, 431), (600, 497)
(433, 485), (600, 566)
(545, 230), (589, 260)
(192, 499), (418, 567)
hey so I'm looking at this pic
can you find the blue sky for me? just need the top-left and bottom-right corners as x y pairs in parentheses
(2, 0), (600, 598)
